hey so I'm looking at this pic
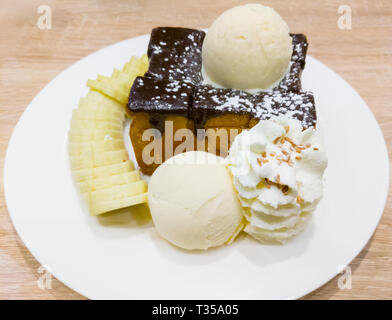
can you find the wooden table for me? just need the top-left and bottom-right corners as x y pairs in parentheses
(1, 0), (391, 300)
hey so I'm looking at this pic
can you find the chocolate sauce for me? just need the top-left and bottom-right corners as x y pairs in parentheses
(127, 27), (313, 132)
(145, 27), (205, 84)
(192, 85), (316, 129)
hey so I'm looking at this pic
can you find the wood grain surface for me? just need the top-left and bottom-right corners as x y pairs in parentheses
(1, 0), (391, 300)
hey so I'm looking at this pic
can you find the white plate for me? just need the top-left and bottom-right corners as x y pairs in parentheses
(4, 34), (389, 300)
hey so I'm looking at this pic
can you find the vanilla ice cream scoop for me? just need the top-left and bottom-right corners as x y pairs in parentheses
(202, 3), (292, 90)
(148, 151), (244, 250)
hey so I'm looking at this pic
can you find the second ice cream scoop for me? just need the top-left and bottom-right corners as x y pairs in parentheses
(148, 151), (244, 250)
(202, 3), (293, 91)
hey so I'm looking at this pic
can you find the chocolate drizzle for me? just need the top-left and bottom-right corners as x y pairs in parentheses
(145, 27), (205, 84)
(290, 33), (308, 69)
(128, 27), (314, 133)
(192, 86), (316, 129)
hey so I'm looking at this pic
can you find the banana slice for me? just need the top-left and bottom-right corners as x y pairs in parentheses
(97, 75), (129, 89)
(84, 180), (147, 211)
(111, 69), (136, 84)
(87, 79), (130, 105)
(73, 160), (134, 182)
(79, 91), (124, 110)
(122, 56), (138, 74)
(78, 101), (125, 118)
(68, 140), (125, 156)
(70, 149), (129, 170)
(87, 54), (148, 105)
(89, 180), (147, 200)
(68, 129), (123, 142)
(70, 118), (122, 131)
(68, 126), (123, 135)
(78, 171), (140, 193)
(122, 54), (148, 76)
(71, 108), (124, 123)
(90, 193), (148, 216)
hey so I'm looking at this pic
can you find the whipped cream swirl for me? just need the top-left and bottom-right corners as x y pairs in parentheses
(227, 116), (327, 243)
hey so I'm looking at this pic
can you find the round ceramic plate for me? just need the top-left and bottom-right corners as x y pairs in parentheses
(4, 34), (389, 300)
